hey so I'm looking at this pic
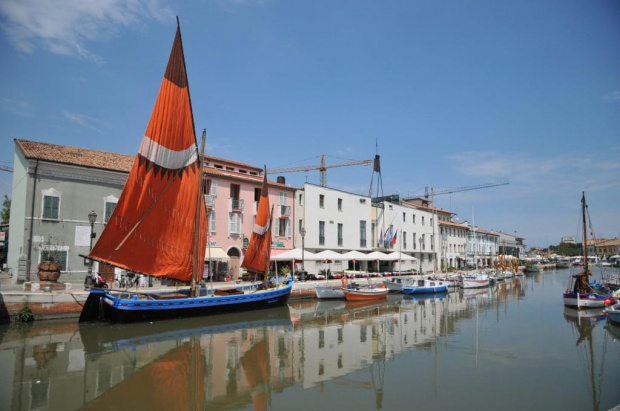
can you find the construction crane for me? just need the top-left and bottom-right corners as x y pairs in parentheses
(267, 155), (372, 187)
(0, 165), (12, 173)
(403, 181), (510, 204)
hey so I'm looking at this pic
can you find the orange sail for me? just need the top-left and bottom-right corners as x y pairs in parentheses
(89, 25), (207, 282)
(241, 171), (272, 274)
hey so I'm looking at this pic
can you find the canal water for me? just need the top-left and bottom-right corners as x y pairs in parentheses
(1, 268), (619, 411)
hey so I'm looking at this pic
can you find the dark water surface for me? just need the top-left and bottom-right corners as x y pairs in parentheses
(1, 268), (619, 411)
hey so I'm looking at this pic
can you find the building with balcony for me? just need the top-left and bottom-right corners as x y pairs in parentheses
(6, 139), (295, 284)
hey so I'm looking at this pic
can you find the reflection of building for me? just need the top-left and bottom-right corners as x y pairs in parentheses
(0, 284), (528, 409)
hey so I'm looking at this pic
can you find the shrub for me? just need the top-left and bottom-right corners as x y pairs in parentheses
(16, 301), (34, 323)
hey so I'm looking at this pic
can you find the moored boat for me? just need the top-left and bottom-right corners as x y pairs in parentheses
(315, 285), (345, 300)
(459, 272), (489, 289)
(79, 22), (292, 323)
(605, 303), (620, 325)
(342, 285), (389, 301)
(402, 279), (449, 295)
(562, 192), (613, 310)
(383, 276), (416, 293)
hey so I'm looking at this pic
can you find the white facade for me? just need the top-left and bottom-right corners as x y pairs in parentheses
(439, 220), (469, 270)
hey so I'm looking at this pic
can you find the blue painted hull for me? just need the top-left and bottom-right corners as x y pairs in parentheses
(402, 285), (448, 295)
(79, 282), (293, 323)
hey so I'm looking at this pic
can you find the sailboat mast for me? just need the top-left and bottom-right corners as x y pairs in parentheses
(582, 192), (589, 275)
(191, 130), (206, 297)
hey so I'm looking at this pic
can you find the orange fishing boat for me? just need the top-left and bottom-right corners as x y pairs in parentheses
(342, 285), (388, 301)
(79, 20), (292, 323)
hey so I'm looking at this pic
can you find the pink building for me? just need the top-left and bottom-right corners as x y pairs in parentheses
(202, 156), (296, 280)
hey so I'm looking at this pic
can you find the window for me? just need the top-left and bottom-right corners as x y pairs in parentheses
(104, 196), (118, 223)
(422, 216), (425, 226)
(421, 234), (425, 250)
(403, 212), (406, 222)
(431, 234), (434, 250)
(319, 194), (325, 208)
(319, 221), (325, 245)
(413, 214), (416, 224)
(337, 198), (342, 211)
(228, 213), (241, 234)
(338, 223), (343, 246)
(403, 231), (407, 249)
(42, 188), (61, 219)
(413, 233), (417, 250)
(276, 218), (290, 237)
(360, 220), (367, 248)
(208, 210), (216, 232)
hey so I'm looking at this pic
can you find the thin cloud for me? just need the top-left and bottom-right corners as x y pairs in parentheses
(62, 110), (104, 134)
(0, 0), (174, 64)
(0, 98), (33, 117)
(603, 90), (620, 102)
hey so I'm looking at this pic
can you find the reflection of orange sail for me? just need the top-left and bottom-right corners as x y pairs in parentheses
(83, 342), (204, 410)
(241, 339), (271, 411)
(241, 172), (272, 275)
(89, 24), (206, 282)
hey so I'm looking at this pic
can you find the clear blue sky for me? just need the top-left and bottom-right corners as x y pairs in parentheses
(1, 0), (619, 249)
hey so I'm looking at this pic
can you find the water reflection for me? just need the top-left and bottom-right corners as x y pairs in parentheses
(563, 307), (607, 411)
(2, 272), (619, 410)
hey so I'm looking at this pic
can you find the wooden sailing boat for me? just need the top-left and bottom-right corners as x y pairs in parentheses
(562, 192), (612, 309)
(79, 21), (292, 323)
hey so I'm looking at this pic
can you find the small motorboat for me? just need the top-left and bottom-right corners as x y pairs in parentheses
(402, 279), (449, 295)
(342, 284), (388, 301)
(606, 303), (620, 325)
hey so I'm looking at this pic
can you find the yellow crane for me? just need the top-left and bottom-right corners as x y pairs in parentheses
(267, 155), (372, 187)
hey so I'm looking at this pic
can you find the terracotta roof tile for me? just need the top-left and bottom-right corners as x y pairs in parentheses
(15, 139), (133, 172)
(15, 139), (293, 189)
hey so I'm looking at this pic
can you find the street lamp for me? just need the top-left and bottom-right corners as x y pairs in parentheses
(85, 210), (97, 288)
(419, 237), (424, 274)
(301, 228), (306, 273)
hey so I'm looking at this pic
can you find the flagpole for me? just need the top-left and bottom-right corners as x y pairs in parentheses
(398, 229), (402, 275)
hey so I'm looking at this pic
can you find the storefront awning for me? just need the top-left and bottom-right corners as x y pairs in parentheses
(205, 247), (230, 262)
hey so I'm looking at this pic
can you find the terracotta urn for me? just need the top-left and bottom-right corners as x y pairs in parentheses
(37, 261), (62, 282)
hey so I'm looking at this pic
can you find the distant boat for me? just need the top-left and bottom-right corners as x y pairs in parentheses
(402, 279), (449, 295)
(562, 193), (613, 309)
(79, 22), (292, 323)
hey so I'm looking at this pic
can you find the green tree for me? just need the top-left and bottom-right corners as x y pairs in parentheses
(1, 195), (9, 224)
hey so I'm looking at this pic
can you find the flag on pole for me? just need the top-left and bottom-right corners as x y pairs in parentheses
(379, 229), (384, 245)
(391, 230), (398, 246)
(385, 228), (393, 244)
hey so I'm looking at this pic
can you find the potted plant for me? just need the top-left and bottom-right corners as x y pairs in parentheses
(37, 237), (64, 282)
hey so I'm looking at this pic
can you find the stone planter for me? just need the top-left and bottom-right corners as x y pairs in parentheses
(38, 261), (62, 282)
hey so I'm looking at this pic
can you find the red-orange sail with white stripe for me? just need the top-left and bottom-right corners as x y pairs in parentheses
(241, 172), (272, 274)
(89, 25), (206, 282)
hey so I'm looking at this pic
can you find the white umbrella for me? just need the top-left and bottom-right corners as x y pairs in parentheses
(271, 248), (318, 261)
(366, 251), (391, 261)
(387, 251), (417, 261)
(314, 250), (345, 261)
(342, 250), (373, 260)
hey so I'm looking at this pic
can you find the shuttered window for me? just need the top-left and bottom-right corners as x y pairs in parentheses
(104, 201), (116, 223)
(42, 195), (60, 219)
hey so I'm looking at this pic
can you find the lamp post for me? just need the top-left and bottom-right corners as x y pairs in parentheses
(301, 228), (306, 274)
(85, 210), (97, 288)
(419, 237), (423, 274)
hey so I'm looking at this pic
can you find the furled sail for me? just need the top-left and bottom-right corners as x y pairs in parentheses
(241, 171), (272, 274)
(89, 25), (207, 282)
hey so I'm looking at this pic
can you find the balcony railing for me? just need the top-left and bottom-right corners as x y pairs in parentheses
(229, 198), (244, 212)
(204, 194), (215, 208)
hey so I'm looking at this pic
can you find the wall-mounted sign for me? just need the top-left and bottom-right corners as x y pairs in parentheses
(272, 242), (285, 248)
